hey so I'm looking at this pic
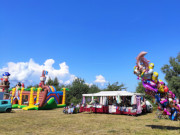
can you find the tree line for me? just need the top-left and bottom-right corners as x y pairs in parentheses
(41, 77), (126, 105)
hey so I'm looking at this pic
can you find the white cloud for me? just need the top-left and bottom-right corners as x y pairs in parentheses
(59, 80), (64, 84)
(0, 59), (76, 87)
(94, 75), (107, 86)
(0, 59), (109, 88)
(64, 80), (71, 85)
(85, 83), (93, 87)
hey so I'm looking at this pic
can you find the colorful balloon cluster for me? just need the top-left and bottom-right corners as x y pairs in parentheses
(134, 51), (180, 120)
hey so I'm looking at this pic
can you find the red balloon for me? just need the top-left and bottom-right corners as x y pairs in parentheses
(164, 86), (169, 93)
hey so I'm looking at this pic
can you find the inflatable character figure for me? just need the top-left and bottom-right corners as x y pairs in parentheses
(157, 80), (165, 93)
(2, 72), (10, 85)
(142, 63), (156, 87)
(13, 82), (21, 101)
(134, 52), (150, 80)
(152, 72), (159, 84)
(136, 51), (150, 71)
(134, 66), (141, 78)
(143, 63), (154, 80)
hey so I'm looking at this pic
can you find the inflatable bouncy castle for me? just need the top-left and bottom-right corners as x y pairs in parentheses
(0, 72), (11, 100)
(134, 52), (180, 120)
(8, 70), (68, 110)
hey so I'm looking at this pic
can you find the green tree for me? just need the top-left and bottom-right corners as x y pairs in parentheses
(66, 78), (90, 105)
(88, 84), (100, 93)
(70, 78), (89, 99)
(161, 52), (180, 98)
(59, 84), (66, 89)
(26, 85), (33, 89)
(65, 90), (72, 106)
(105, 82), (126, 91)
(53, 77), (59, 87)
(46, 77), (54, 85)
(53, 77), (60, 90)
(26, 84), (39, 89)
(70, 97), (80, 105)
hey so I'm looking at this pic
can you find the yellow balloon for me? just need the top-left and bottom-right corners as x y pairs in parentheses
(152, 72), (158, 83)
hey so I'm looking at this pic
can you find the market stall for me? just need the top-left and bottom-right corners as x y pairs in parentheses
(80, 91), (146, 115)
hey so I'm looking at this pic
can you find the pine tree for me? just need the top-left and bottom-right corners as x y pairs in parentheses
(53, 77), (59, 86)
(46, 77), (54, 85)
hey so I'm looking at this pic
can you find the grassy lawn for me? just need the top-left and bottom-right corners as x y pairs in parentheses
(0, 108), (179, 135)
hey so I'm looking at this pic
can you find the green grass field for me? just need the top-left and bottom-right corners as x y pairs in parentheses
(0, 109), (179, 135)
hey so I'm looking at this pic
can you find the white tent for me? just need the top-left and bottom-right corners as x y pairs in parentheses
(82, 91), (144, 97)
(81, 91), (145, 114)
(82, 91), (145, 106)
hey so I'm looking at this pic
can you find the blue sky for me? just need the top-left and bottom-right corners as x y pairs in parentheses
(0, 0), (180, 91)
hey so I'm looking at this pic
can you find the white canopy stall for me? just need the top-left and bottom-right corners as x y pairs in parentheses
(81, 91), (146, 115)
(82, 91), (145, 105)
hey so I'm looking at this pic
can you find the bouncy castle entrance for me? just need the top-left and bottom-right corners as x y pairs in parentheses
(13, 98), (18, 104)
